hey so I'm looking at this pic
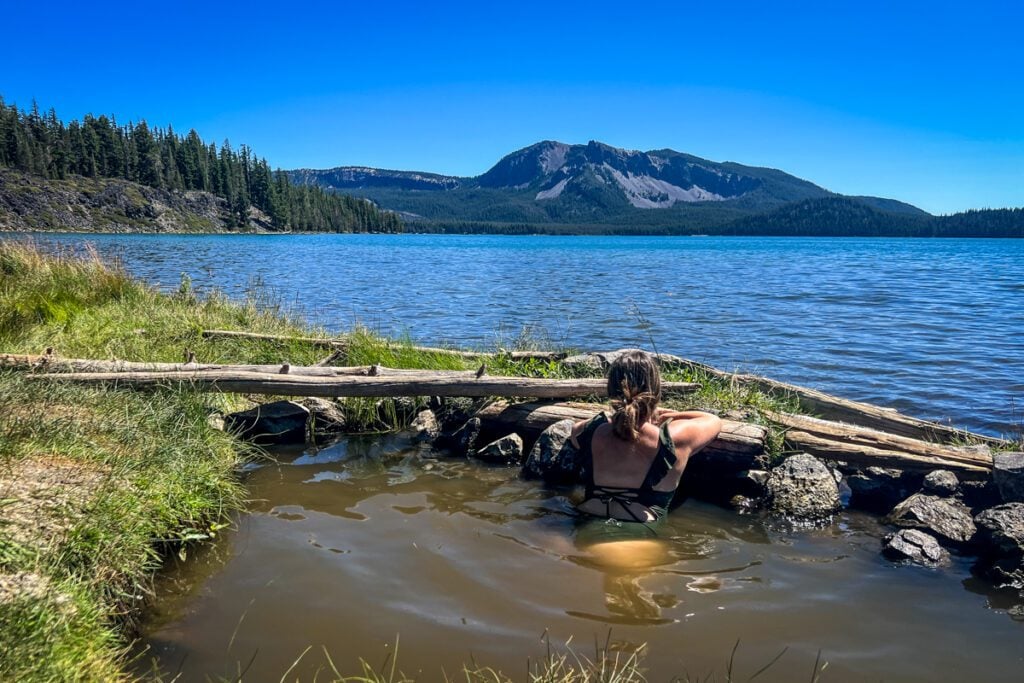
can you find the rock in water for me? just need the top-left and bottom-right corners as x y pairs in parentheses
(847, 467), (913, 513)
(473, 433), (524, 465)
(434, 417), (482, 456)
(922, 470), (959, 496)
(224, 400), (310, 444)
(408, 409), (441, 441)
(993, 452), (1024, 504)
(302, 398), (347, 439)
(886, 493), (977, 546)
(883, 529), (951, 566)
(765, 453), (842, 521)
(521, 419), (582, 484)
(974, 503), (1024, 586)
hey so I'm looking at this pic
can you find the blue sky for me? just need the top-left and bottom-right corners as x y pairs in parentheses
(5, 0), (1022, 213)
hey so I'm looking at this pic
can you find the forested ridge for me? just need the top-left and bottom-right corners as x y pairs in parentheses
(0, 98), (402, 232)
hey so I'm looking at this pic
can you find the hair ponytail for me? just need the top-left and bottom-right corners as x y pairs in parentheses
(606, 351), (661, 441)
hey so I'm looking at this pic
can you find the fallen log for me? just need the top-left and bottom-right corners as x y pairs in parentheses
(665, 358), (1006, 447)
(767, 411), (992, 475)
(29, 370), (699, 399)
(200, 329), (568, 362)
(0, 354), (475, 378)
(474, 401), (765, 466)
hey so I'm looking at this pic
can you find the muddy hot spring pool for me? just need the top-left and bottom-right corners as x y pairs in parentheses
(135, 434), (1024, 681)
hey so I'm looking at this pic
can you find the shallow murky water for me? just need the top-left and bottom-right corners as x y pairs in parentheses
(136, 436), (1024, 682)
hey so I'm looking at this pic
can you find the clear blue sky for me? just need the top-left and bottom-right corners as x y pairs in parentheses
(5, 0), (1022, 214)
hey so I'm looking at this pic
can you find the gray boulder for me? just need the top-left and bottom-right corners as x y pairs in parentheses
(887, 493), (977, 546)
(993, 452), (1024, 504)
(974, 503), (1024, 586)
(224, 400), (309, 444)
(302, 398), (347, 439)
(521, 419), (582, 484)
(882, 529), (951, 566)
(473, 433), (524, 465)
(923, 470), (959, 497)
(765, 453), (842, 521)
(408, 409), (441, 442)
(847, 467), (914, 512)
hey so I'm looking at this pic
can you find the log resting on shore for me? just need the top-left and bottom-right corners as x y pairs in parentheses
(28, 369), (699, 399)
(474, 401), (766, 467)
(661, 357), (1007, 447)
(200, 329), (569, 362)
(767, 411), (992, 476)
(0, 353), (479, 378)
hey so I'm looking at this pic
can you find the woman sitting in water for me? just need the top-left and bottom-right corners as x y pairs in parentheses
(571, 350), (723, 524)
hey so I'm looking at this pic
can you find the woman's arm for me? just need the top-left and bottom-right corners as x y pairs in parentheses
(659, 410), (723, 458)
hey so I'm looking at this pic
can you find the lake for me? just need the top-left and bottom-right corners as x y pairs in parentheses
(16, 232), (1024, 436)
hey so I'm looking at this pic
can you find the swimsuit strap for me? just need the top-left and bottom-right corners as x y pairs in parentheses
(639, 419), (679, 492)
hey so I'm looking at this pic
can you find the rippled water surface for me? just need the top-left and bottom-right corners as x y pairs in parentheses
(16, 233), (1024, 435)
(136, 436), (1024, 682)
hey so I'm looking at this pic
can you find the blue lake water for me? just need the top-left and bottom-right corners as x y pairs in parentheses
(14, 233), (1024, 436)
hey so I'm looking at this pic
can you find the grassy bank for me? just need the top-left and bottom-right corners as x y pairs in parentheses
(0, 240), (791, 681)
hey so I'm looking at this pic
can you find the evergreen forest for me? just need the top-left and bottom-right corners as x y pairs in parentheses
(0, 98), (402, 233)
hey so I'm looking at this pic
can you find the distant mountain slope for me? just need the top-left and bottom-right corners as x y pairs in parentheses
(289, 140), (929, 232)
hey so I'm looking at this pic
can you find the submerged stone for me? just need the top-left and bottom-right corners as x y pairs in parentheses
(847, 467), (913, 513)
(887, 493), (976, 546)
(883, 529), (950, 566)
(521, 419), (582, 484)
(473, 433), (524, 465)
(765, 453), (841, 521)
(974, 503), (1024, 587)
(408, 409), (441, 441)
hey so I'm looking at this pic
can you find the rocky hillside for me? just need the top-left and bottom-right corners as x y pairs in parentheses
(0, 169), (273, 233)
(289, 140), (929, 231)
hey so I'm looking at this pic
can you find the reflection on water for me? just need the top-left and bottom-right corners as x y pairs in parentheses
(136, 436), (1024, 682)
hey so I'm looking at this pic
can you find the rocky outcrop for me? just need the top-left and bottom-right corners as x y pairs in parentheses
(521, 419), (582, 484)
(473, 434), (524, 465)
(993, 452), (1024, 504)
(765, 454), (842, 521)
(887, 494), (976, 546)
(883, 529), (950, 566)
(973, 504), (1024, 586)
(0, 168), (273, 233)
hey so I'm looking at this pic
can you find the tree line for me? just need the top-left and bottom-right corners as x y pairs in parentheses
(0, 97), (402, 233)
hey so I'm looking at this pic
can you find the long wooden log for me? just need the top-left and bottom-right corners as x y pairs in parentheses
(766, 411), (992, 475)
(664, 357), (1006, 447)
(200, 329), (568, 362)
(0, 354), (475, 378)
(29, 370), (699, 399)
(474, 401), (765, 465)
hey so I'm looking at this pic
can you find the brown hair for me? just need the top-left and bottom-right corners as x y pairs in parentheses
(607, 350), (662, 441)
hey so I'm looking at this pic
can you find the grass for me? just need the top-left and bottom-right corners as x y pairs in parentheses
(0, 239), (801, 681)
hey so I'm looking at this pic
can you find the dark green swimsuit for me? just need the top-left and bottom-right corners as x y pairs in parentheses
(576, 413), (679, 523)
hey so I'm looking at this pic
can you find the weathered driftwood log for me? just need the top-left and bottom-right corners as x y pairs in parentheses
(29, 370), (699, 399)
(474, 401), (765, 466)
(768, 411), (992, 475)
(665, 358), (1006, 447)
(200, 329), (568, 361)
(0, 354), (477, 378)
